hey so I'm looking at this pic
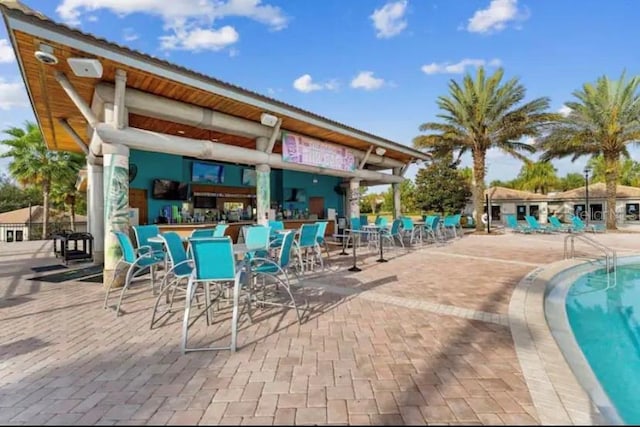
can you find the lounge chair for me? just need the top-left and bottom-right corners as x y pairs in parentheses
(525, 215), (554, 233)
(571, 216), (606, 233)
(504, 214), (532, 234)
(548, 216), (572, 232)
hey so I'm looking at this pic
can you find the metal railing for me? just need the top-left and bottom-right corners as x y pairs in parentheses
(564, 232), (617, 290)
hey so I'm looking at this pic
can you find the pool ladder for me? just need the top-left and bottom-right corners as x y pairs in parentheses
(564, 233), (617, 290)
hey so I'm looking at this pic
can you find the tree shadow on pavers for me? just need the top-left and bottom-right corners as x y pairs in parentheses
(383, 279), (540, 425)
(0, 295), (33, 309)
(0, 337), (49, 361)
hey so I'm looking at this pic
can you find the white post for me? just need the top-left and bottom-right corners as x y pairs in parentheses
(87, 162), (104, 263)
(349, 178), (361, 220)
(255, 137), (271, 225)
(103, 143), (130, 274)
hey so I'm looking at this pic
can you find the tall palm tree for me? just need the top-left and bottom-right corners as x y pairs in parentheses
(538, 73), (640, 229)
(413, 67), (555, 231)
(0, 121), (84, 238)
(50, 153), (86, 231)
(516, 161), (559, 194)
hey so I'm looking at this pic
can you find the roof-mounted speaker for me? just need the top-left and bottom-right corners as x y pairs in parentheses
(67, 58), (103, 78)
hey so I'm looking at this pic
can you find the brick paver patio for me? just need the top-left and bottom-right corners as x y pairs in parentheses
(1, 232), (637, 425)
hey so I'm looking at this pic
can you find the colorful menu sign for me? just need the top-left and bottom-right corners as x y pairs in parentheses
(282, 132), (356, 172)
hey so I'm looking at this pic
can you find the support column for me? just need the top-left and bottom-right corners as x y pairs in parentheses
(392, 167), (402, 219)
(349, 178), (361, 219)
(103, 143), (130, 287)
(88, 161), (104, 263)
(255, 137), (271, 225)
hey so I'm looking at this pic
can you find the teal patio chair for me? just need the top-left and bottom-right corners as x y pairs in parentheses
(443, 214), (461, 238)
(132, 225), (165, 258)
(400, 217), (419, 245)
(151, 232), (195, 329)
(382, 219), (404, 248)
(250, 230), (305, 323)
(525, 215), (553, 233)
(104, 230), (165, 317)
(181, 237), (244, 354)
(360, 215), (369, 227)
(244, 225), (271, 260)
(314, 221), (330, 258)
(296, 223), (321, 272)
(548, 216), (572, 232)
(268, 220), (285, 248)
(504, 214), (532, 234)
(213, 224), (229, 237)
(424, 215), (442, 243)
(375, 216), (388, 228)
(571, 215), (606, 233)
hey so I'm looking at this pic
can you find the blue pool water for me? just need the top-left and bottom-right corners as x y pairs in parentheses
(566, 264), (640, 424)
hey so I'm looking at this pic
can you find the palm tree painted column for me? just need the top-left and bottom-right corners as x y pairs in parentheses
(538, 73), (640, 230)
(413, 67), (554, 232)
(103, 143), (130, 287)
(349, 179), (361, 219)
(255, 136), (271, 225)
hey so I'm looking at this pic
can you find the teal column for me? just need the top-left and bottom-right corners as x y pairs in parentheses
(256, 164), (271, 225)
(103, 143), (130, 284)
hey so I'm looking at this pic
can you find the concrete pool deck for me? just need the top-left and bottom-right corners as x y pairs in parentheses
(0, 232), (638, 425)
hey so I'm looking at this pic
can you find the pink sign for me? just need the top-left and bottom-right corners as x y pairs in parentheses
(282, 132), (356, 172)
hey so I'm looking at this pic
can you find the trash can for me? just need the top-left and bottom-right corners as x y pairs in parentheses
(53, 231), (94, 264)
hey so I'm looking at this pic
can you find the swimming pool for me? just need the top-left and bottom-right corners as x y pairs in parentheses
(565, 263), (640, 424)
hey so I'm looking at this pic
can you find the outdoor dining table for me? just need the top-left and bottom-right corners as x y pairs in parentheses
(362, 224), (388, 263)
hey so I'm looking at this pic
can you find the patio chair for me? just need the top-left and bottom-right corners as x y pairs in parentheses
(442, 214), (461, 238)
(213, 224), (229, 237)
(525, 215), (553, 233)
(504, 214), (532, 234)
(132, 225), (165, 259)
(548, 216), (572, 232)
(150, 232), (194, 329)
(571, 215), (606, 233)
(249, 230), (305, 323)
(296, 223), (321, 273)
(424, 215), (442, 243)
(381, 219), (404, 248)
(315, 221), (330, 258)
(348, 217), (364, 248)
(268, 220), (285, 248)
(181, 236), (244, 354)
(360, 215), (369, 227)
(400, 217), (420, 245)
(375, 216), (388, 228)
(104, 230), (165, 317)
(244, 225), (271, 261)
(187, 228), (215, 258)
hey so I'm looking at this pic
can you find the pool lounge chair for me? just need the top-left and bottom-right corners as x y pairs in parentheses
(504, 214), (532, 234)
(571, 216), (606, 233)
(548, 216), (572, 232)
(525, 215), (554, 233)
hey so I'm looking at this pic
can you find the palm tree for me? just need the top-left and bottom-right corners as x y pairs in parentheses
(538, 73), (640, 229)
(413, 67), (555, 231)
(0, 121), (84, 238)
(516, 161), (559, 194)
(588, 154), (640, 187)
(560, 173), (586, 191)
(51, 156), (86, 231)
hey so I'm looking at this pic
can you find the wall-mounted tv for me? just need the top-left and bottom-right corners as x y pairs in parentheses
(242, 168), (257, 186)
(152, 179), (188, 200)
(192, 161), (224, 184)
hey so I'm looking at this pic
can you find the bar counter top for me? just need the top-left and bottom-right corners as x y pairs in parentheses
(158, 218), (334, 241)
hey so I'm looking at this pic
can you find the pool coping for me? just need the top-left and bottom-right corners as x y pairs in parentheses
(509, 258), (612, 425)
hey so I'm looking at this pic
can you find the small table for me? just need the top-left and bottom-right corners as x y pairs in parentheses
(344, 229), (369, 272)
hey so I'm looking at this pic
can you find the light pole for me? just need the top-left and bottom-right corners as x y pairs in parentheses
(584, 166), (591, 227)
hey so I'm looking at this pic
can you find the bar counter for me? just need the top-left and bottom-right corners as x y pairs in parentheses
(158, 219), (334, 242)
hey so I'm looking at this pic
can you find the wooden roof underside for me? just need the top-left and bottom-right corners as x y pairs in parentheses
(11, 26), (417, 164)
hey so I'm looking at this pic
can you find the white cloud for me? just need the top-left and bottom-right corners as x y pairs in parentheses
(56, 0), (288, 52)
(421, 58), (501, 75)
(558, 105), (572, 117)
(0, 80), (28, 110)
(0, 39), (15, 63)
(467, 0), (527, 34)
(350, 71), (385, 91)
(370, 0), (408, 39)
(122, 28), (138, 42)
(292, 74), (338, 93)
(160, 26), (239, 51)
(87, 14), (98, 22)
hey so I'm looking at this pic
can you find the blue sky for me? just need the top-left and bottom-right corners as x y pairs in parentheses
(0, 0), (639, 189)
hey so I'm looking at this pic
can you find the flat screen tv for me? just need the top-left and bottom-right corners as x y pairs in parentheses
(152, 179), (188, 200)
(242, 168), (257, 186)
(192, 161), (224, 184)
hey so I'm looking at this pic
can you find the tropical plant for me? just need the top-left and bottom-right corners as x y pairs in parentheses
(413, 67), (555, 231)
(0, 174), (42, 213)
(0, 121), (85, 238)
(414, 160), (472, 215)
(382, 179), (416, 213)
(538, 73), (640, 229)
(51, 167), (86, 231)
(587, 154), (640, 187)
(559, 173), (586, 191)
(515, 161), (559, 194)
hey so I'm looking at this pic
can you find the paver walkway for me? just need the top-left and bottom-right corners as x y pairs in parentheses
(0, 232), (636, 425)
